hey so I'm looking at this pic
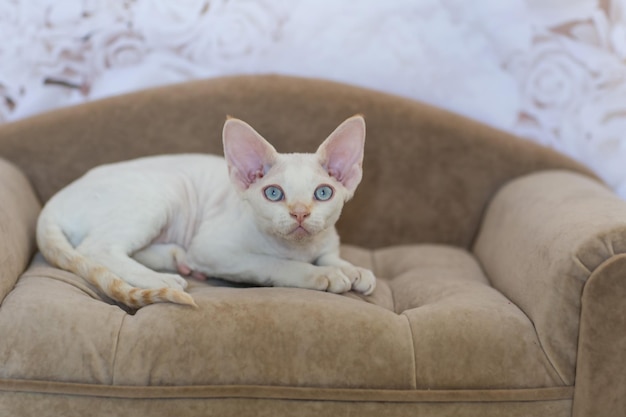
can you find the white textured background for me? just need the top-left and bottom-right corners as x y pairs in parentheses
(1, 1), (625, 197)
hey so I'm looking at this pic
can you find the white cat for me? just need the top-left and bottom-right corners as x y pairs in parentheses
(36, 115), (376, 308)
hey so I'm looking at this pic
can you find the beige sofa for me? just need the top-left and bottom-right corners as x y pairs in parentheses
(0, 75), (625, 417)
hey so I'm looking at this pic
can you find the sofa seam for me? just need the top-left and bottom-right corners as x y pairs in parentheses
(528, 318), (568, 386)
(0, 378), (574, 403)
(369, 249), (378, 279)
(401, 312), (418, 390)
(604, 235), (616, 256)
(110, 313), (127, 385)
(572, 254), (592, 276)
(369, 249), (396, 313)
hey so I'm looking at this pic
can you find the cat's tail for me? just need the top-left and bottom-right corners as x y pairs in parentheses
(36, 215), (197, 309)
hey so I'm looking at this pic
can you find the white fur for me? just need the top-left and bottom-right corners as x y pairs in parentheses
(36, 116), (376, 307)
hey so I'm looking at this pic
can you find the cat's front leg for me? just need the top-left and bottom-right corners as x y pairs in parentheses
(315, 252), (376, 295)
(187, 252), (353, 294)
(305, 265), (354, 294)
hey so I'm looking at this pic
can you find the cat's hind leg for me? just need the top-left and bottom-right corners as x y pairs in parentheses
(132, 243), (185, 273)
(76, 240), (188, 291)
(132, 243), (208, 281)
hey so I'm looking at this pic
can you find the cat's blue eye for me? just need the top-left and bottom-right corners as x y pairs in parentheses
(314, 185), (334, 201)
(264, 185), (284, 202)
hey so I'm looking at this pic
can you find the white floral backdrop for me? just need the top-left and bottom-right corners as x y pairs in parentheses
(1, 0), (625, 197)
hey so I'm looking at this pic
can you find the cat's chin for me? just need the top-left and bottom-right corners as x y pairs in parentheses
(273, 224), (316, 242)
(290, 225), (312, 240)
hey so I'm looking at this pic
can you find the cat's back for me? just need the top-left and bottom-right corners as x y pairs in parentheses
(57, 153), (228, 193)
(43, 153), (230, 219)
(86, 153), (226, 178)
(39, 153), (232, 247)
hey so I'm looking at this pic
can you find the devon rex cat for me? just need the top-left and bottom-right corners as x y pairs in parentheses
(36, 115), (376, 308)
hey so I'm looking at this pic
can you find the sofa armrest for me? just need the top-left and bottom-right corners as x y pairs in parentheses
(0, 158), (40, 304)
(473, 171), (626, 392)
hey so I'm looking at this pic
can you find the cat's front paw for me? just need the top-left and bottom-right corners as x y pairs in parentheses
(340, 266), (376, 295)
(312, 267), (352, 294)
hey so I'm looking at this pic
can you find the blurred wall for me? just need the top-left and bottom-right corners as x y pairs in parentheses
(1, 0), (625, 196)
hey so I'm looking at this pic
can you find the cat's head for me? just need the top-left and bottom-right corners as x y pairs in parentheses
(222, 115), (365, 241)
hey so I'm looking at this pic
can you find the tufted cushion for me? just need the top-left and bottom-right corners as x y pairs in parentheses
(0, 245), (562, 391)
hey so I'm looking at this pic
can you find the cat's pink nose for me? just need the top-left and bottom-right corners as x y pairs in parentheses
(290, 207), (311, 223)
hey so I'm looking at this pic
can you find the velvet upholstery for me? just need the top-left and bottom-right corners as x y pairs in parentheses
(0, 75), (624, 416)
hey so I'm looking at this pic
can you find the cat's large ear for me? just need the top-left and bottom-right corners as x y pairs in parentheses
(223, 117), (278, 191)
(316, 115), (366, 195)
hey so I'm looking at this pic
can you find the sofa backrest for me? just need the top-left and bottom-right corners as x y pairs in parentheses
(0, 75), (594, 249)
